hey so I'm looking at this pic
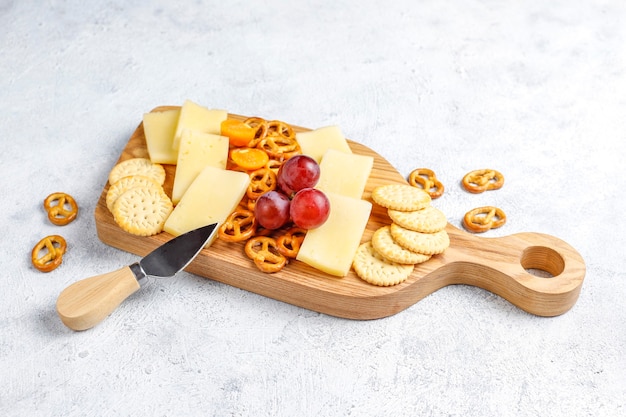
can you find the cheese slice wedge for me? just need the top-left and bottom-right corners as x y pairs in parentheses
(143, 108), (180, 164)
(296, 192), (372, 277)
(316, 149), (374, 199)
(163, 166), (249, 242)
(172, 100), (227, 150)
(296, 125), (352, 163)
(171, 130), (229, 204)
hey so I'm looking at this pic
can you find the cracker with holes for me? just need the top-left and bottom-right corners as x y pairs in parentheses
(108, 158), (166, 186)
(388, 206), (447, 233)
(371, 226), (431, 265)
(389, 223), (450, 255)
(352, 241), (414, 287)
(371, 184), (431, 212)
(112, 187), (173, 236)
(106, 175), (164, 212)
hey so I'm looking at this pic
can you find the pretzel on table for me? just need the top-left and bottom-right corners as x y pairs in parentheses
(463, 206), (506, 233)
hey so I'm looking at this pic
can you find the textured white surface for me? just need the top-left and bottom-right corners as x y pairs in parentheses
(1, 1), (625, 416)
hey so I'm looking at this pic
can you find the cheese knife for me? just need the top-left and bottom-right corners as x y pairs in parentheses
(56, 223), (218, 331)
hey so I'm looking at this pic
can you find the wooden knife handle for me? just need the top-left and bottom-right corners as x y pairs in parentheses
(56, 266), (141, 331)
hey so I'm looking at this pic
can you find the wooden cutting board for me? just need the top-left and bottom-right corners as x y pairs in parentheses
(94, 106), (586, 319)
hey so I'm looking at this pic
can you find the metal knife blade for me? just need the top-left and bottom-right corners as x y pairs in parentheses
(134, 223), (219, 281)
(56, 223), (218, 331)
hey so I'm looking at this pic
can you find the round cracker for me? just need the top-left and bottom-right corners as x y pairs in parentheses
(371, 184), (431, 211)
(106, 175), (163, 212)
(388, 206), (447, 233)
(112, 187), (173, 236)
(372, 226), (431, 265)
(108, 158), (166, 186)
(353, 241), (414, 287)
(389, 223), (450, 255)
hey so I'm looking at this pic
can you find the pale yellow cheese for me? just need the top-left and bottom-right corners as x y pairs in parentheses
(143, 108), (180, 164)
(163, 166), (249, 242)
(296, 192), (372, 277)
(171, 130), (229, 204)
(296, 125), (352, 163)
(316, 149), (374, 199)
(171, 100), (227, 150)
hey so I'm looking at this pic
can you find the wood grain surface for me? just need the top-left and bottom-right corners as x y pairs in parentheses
(94, 106), (586, 319)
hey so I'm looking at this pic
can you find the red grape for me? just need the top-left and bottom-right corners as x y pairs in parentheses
(290, 188), (330, 229)
(254, 191), (291, 230)
(277, 155), (320, 198)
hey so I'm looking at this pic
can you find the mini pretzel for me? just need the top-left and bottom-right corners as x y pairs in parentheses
(463, 206), (506, 233)
(408, 168), (444, 199)
(218, 209), (257, 242)
(267, 119), (296, 138)
(238, 194), (257, 212)
(43, 192), (78, 225)
(244, 236), (287, 273)
(276, 227), (307, 258)
(265, 159), (282, 174)
(462, 169), (504, 194)
(257, 135), (301, 160)
(246, 168), (277, 200)
(243, 117), (268, 147)
(32, 235), (67, 272)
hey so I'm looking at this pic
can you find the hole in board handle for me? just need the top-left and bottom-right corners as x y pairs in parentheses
(521, 246), (565, 278)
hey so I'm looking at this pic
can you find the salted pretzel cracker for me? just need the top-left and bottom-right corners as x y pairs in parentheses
(463, 206), (507, 233)
(462, 169), (504, 194)
(243, 117), (269, 148)
(32, 235), (67, 272)
(257, 135), (301, 160)
(238, 194), (257, 212)
(218, 209), (257, 242)
(43, 192), (78, 226)
(267, 120), (296, 140)
(408, 168), (444, 199)
(246, 168), (277, 200)
(254, 120), (300, 160)
(276, 227), (307, 258)
(244, 236), (287, 273)
(265, 159), (282, 174)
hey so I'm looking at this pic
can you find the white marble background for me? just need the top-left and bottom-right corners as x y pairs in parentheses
(1, 0), (624, 416)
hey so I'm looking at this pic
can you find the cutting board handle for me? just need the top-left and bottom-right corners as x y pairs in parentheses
(56, 266), (141, 331)
(434, 229), (586, 316)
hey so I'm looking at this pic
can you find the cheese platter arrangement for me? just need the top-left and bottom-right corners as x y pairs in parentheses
(91, 104), (586, 321)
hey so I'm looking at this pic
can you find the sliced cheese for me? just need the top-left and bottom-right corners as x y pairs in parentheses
(143, 108), (180, 164)
(163, 166), (249, 242)
(316, 149), (373, 199)
(172, 100), (227, 150)
(171, 130), (229, 204)
(296, 192), (372, 277)
(296, 125), (352, 163)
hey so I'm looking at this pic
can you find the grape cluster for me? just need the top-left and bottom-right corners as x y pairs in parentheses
(254, 155), (330, 230)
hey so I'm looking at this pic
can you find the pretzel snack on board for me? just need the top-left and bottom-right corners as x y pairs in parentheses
(257, 135), (300, 160)
(242, 117), (269, 148)
(408, 168), (444, 199)
(266, 120), (296, 140)
(462, 169), (504, 194)
(276, 227), (307, 258)
(44, 192), (78, 226)
(32, 235), (67, 272)
(218, 209), (257, 242)
(238, 194), (257, 212)
(246, 168), (277, 200)
(244, 236), (287, 273)
(463, 206), (507, 233)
